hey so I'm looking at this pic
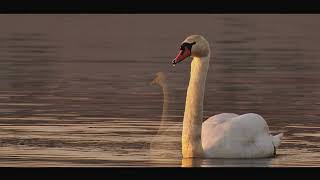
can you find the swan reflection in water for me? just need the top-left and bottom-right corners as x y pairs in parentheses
(181, 157), (272, 167)
(149, 72), (182, 159)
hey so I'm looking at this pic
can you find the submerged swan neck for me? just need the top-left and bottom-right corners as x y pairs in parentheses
(182, 55), (210, 158)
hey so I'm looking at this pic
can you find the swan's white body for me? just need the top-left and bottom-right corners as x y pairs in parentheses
(173, 35), (283, 158)
(202, 113), (282, 158)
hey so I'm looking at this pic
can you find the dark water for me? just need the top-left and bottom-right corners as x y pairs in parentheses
(0, 14), (319, 167)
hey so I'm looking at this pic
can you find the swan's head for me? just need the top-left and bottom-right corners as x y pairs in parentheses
(150, 72), (167, 87)
(172, 35), (210, 65)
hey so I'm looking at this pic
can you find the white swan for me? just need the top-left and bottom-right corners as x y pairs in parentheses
(171, 35), (283, 158)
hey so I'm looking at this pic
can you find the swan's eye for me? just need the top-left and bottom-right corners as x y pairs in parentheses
(180, 42), (196, 51)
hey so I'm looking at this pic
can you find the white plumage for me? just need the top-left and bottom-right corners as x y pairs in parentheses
(202, 113), (283, 158)
(172, 35), (283, 158)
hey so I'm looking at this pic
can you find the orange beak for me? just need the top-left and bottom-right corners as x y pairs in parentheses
(172, 48), (191, 65)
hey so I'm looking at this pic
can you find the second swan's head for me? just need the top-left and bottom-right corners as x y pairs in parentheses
(172, 35), (210, 65)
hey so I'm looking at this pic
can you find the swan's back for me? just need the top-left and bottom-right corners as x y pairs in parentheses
(203, 113), (239, 125)
(202, 113), (281, 158)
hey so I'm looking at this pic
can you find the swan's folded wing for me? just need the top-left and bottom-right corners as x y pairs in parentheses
(203, 113), (239, 126)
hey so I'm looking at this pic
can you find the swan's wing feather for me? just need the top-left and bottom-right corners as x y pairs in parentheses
(202, 113), (276, 158)
(272, 133), (283, 148)
(203, 113), (239, 126)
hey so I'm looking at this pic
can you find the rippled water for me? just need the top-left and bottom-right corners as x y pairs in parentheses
(0, 14), (319, 167)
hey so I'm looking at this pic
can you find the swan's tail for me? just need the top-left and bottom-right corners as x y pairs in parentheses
(272, 133), (283, 148)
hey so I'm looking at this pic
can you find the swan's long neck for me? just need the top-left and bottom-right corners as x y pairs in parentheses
(182, 55), (210, 158)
